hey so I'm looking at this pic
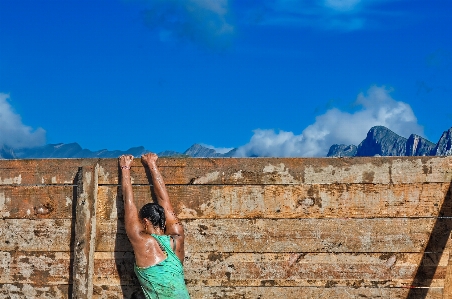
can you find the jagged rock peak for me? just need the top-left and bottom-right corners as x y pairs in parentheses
(327, 144), (357, 157)
(182, 144), (237, 157)
(356, 126), (407, 157)
(431, 127), (452, 156)
(183, 144), (223, 157)
(405, 134), (435, 156)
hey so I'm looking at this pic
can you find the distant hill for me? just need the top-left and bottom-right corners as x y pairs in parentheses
(0, 143), (236, 159)
(328, 126), (450, 157)
(1, 126), (451, 159)
(0, 143), (149, 159)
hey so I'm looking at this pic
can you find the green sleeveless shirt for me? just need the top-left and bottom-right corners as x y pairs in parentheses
(134, 234), (190, 299)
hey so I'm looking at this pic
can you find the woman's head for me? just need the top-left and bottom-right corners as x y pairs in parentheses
(139, 203), (166, 231)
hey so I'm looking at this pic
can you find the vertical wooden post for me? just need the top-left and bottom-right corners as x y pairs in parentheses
(72, 164), (98, 299)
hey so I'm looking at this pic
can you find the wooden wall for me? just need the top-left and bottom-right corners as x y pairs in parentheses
(1, 156), (452, 299)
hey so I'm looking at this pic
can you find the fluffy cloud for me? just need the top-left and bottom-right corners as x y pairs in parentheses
(234, 86), (424, 157)
(0, 93), (46, 149)
(142, 0), (234, 48)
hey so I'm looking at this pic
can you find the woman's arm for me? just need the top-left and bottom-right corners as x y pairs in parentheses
(119, 155), (142, 243)
(141, 153), (185, 261)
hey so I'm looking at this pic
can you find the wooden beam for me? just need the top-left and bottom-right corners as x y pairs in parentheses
(96, 183), (452, 220)
(1, 156), (451, 186)
(0, 159), (97, 185)
(94, 156), (452, 185)
(0, 219), (72, 251)
(91, 285), (444, 299)
(0, 185), (74, 219)
(96, 218), (451, 253)
(91, 251), (448, 287)
(72, 165), (98, 299)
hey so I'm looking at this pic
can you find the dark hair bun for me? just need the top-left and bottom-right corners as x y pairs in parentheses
(139, 203), (166, 230)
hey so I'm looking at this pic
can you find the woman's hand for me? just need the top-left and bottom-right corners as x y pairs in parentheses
(119, 154), (134, 170)
(141, 152), (158, 166)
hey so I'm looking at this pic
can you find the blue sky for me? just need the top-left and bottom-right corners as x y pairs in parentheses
(1, 0), (451, 156)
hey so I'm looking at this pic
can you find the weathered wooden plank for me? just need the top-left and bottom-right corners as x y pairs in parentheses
(0, 284), (69, 299)
(1, 156), (451, 186)
(0, 219), (72, 251)
(93, 284), (140, 299)
(1, 182), (445, 221)
(0, 213), (449, 254)
(0, 251), (71, 284)
(97, 183), (452, 220)
(92, 284), (444, 299)
(0, 186), (74, 219)
(96, 218), (452, 253)
(95, 156), (452, 185)
(0, 159), (96, 186)
(442, 247), (452, 299)
(92, 251), (448, 287)
(189, 286), (443, 299)
(72, 165), (98, 299)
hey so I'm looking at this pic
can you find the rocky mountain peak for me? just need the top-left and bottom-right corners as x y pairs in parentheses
(405, 134), (435, 156)
(183, 144), (230, 157)
(327, 144), (357, 157)
(431, 127), (452, 156)
(356, 126), (407, 157)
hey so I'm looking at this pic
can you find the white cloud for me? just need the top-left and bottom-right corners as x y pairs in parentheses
(0, 93), (46, 149)
(234, 86), (424, 157)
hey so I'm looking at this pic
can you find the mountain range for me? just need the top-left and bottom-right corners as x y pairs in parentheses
(327, 126), (452, 157)
(1, 126), (451, 159)
(0, 141), (237, 159)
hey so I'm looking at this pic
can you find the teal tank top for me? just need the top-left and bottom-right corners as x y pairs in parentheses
(134, 234), (190, 299)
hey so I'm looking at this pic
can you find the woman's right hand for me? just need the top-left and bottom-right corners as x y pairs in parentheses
(119, 154), (134, 169)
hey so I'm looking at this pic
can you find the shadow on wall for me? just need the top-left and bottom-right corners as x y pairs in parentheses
(67, 169), (80, 298)
(407, 182), (452, 298)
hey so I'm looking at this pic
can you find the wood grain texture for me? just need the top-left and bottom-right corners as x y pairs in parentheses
(0, 284), (69, 299)
(1, 156), (450, 186)
(1, 157), (451, 299)
(442, 254), (452, 299)
(0, 159), (95, 186)
(72, 165), (98, 299)
(97, 183), (452, 220)
(0, 186), (74, 219)
(6, 217), (445, 254)
(95, 218), (452, 253)
(0, 251), (71, 284)
(92, 284), (444, 299)
(95, 156), (452, 185)
(0, 219), (72, 251)
(185, 286), (444, 299)
(92, 251), (448, 287)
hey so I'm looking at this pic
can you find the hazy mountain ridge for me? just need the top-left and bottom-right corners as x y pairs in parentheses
(1, 126), (451, 159)
(328, 126), (450, 157)
(0, 143), (236, 159)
